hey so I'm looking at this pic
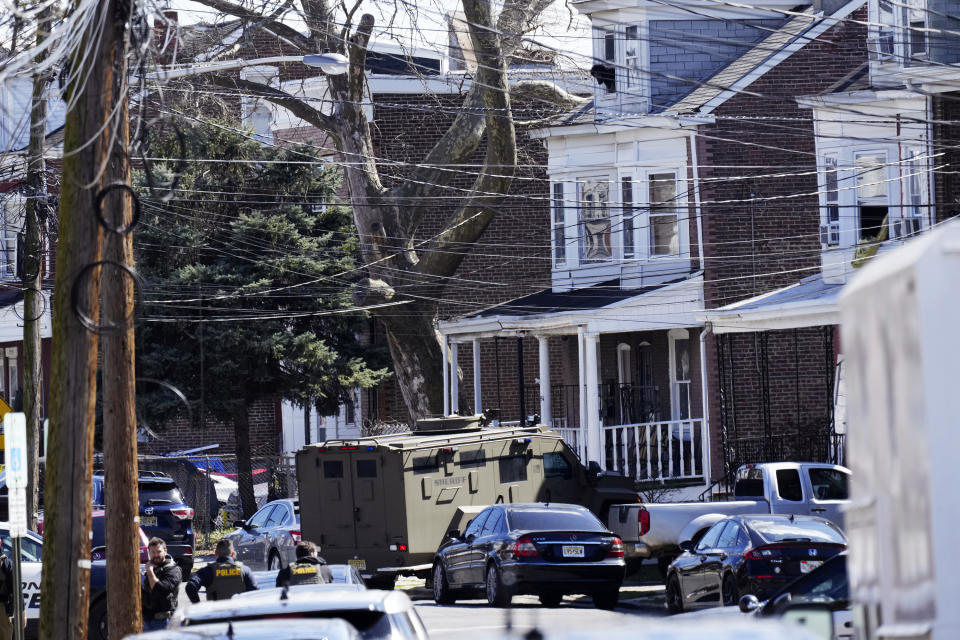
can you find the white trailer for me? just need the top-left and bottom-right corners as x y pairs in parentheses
(838, 219), (960, 640)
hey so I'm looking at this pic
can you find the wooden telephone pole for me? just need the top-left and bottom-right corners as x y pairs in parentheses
(38, 0), (139, 637)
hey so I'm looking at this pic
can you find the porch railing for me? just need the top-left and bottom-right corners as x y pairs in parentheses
(523, 383), (661, 429)
(603, 419), (707, 482)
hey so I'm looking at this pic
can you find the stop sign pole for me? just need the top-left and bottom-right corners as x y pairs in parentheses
(5, 412), (27, 640)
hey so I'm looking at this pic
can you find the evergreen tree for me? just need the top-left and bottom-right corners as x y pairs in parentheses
(134, 123), (390, 518)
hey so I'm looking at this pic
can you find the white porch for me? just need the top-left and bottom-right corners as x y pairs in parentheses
(437, 275), (711, 485)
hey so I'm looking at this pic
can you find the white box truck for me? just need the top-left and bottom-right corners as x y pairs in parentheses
(839, 219), (960, 640)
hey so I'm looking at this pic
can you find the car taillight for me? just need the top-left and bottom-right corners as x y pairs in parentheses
(745, 545), (783, 560)
(92, 550), (106, 561)
(170, 507), (194, 519)
(510, 536), (540, 558)
(291, 530), (302, 543)
(607, 537), (625, 558)
(638, 507), (650, 536)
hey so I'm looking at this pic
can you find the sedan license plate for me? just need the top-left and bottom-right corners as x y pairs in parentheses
(348, 558), (367, 570)
(800, 560), (822, 573)
(562, 545), (585, 558)
(140, 516), (157, 527)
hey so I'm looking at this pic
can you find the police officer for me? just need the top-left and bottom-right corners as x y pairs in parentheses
(0, 547), (13, 640)
(275, 541), (333, 587)
(141, 538), (182, 631)
(186, 539), (257, 602)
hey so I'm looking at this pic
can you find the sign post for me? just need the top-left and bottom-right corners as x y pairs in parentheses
(4, 412), (27, 640)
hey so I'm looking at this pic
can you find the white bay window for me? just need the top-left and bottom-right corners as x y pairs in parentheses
(649, 172), (680, 256)
(578, 178), (612, 262)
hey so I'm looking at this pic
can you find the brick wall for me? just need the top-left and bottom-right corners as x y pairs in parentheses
(139, 397), (281, 457)
(699, 10), (866, 472)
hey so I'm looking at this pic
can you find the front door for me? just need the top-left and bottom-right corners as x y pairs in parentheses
(236, 504), (274, 564)
(685, 521), (726, 608)
(805, 466), (849, 528)
(448, 510), (489, 586)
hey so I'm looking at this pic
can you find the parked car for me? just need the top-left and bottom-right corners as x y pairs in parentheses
(250, 562), (366, 590)
(607, 462), (850, 573)
(90, 509), (150, 563)
(222, 499), (300, 570)
(122, 618), (362, 640)
(169, 589), (428, 640)
(93, 472), (196, 574)
(432, 502), (625, 609)
(741, 553), (853, 640)
(665, 514), (846, 614)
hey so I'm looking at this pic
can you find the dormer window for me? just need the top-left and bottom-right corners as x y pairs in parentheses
(855, 152), (889, 241)
(871, 0), (927, 64)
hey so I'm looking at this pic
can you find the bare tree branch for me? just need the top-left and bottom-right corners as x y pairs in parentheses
(191, 0), (313, 52)
(510, 79), (590, 110)
(208, 74), (339, 135)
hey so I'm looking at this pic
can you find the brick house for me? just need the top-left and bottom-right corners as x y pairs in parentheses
(437, 0), (895, 496)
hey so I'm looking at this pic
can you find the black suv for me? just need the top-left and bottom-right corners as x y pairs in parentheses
(92, 471), (195, 574)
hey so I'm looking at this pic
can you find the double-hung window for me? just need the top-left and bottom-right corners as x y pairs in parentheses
(621, 177), (635, 259)
(903, 0), (927, 61)
(820, 155), (840, 246)
(874, 0), (897, 59)
(649, 172), (680, 256)
(0, 196), (23, 280)
(578, 178), (612, 262)
(854, 152), (889, 241)
(552, 183), (566, 266)
(624, 26), (642, 90)
(900, 148), (926, 237)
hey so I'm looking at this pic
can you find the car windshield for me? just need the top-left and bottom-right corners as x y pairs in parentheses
(747, 518), (845, 544)
(507, 508), (605, 532)
(139, 481), (185, 507)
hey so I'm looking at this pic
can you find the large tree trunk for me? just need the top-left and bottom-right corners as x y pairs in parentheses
(234, 407), (257, 519)
(376, 306), (445, 420)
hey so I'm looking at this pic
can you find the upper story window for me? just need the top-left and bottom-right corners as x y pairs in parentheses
(649, 172), (680, 256)
(818, 145), (929, 249)
(623, 26), (643, 91)
(0, 195), (23, 281)
(871, 0), (927, 65)
(591, 25), (647, 98)
(621, 177), (635, 259)
(577, 178), (612, 262)
(552, 183), (566, 266)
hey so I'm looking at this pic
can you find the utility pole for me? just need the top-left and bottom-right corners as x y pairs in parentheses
(38, 1), (135, 637)
(23, 3), (51, 534)
(100, 38), (143, 640)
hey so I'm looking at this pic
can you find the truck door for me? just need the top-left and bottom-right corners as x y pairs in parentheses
(804, 466), (849, 527)
(769, 467), (807, 517)
(539, 451), (580, 504)
(351, 456), (386, 551)
(317, 454), (357, 552)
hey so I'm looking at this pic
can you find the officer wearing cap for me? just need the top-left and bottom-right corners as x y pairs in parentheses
(275, 541), (333, 587)
(186, 538), (257, 602)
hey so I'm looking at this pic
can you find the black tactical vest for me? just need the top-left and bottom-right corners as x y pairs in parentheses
(208, 560), (246, 600)
(288, 560), (322, 586)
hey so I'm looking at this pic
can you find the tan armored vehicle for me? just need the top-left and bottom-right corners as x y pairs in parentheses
(296, 418), (638, 588)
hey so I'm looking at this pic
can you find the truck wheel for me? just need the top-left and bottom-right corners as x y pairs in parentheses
(485, 564), (511, 607)
(666, 575), (684, 614)
(432, 563), (456, 605)
(722, 574), (739, 606)
(88, 595), (108, 640)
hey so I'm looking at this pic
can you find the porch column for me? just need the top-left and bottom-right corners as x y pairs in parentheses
(577, 327), (587, 451)
(538, 335), (551, 428)
(442, 337), (450, 416)
(473, 338), (482, 415)
(450, 342), (459, 415)
(584, 332), (602, 466)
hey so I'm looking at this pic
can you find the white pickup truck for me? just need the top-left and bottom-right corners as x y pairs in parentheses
(607, 462), (850, 572)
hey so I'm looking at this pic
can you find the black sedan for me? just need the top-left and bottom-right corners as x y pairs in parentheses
(665, 514), (846, 613)
(431, 503), (625, 609)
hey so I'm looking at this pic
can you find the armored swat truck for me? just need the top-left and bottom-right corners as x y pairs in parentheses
(296, 420), (637, 587)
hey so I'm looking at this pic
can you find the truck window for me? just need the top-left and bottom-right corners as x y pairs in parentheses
(324, 461), (344, 478)
(807, 468), (849, 501)
(411, 455), (438, 475)
(459, 449), (486, 468)
(499, 456), (528, 483)
(734, 467), (765, 498)
(543, 452), (572, 479)
(356, 460), (377, 478)
(775, 469), (803, 502)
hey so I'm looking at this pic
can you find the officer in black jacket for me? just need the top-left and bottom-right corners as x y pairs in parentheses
(0, 549), (13, 640)
(186, 539), (257, 602)
(141, 538), (182, 631)
(275, 541), (333, 587)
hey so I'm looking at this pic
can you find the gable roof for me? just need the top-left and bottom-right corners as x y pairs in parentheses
(664, 0), (865, 116)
